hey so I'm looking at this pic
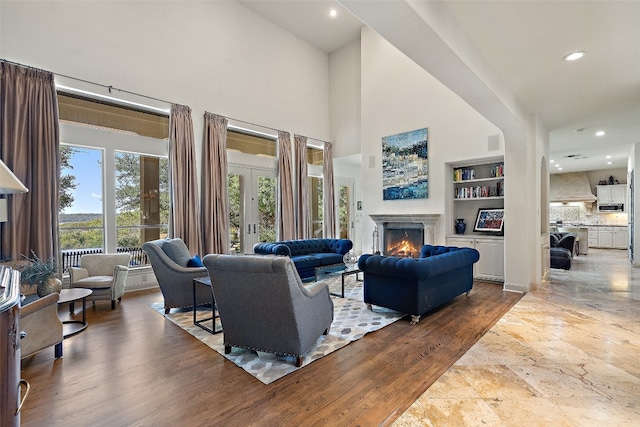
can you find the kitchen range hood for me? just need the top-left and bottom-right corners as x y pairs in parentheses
(549, 172), (597, 203)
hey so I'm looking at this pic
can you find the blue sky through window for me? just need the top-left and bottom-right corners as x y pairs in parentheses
(62, 146), (103, 214)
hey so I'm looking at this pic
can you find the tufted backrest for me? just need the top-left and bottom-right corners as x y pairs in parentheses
(254, 238), (353, 257)
(420, 244), (465, 258)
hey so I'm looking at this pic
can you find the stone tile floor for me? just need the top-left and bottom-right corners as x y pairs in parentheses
(393, 248), (640, 426)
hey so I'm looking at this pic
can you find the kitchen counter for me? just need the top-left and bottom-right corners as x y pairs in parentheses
(551, 226), (589, 255)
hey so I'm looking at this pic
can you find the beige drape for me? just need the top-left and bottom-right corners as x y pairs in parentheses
(277, 131), (296, 241)
(294, 134), (310, 239)
(201, 112), (229, 254)
(168, 104), (202, 255)
(0, 62), (60, 262)
(323, 142), (337, 238)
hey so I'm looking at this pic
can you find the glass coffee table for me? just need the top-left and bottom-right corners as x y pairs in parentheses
(314, 264), (362, 298)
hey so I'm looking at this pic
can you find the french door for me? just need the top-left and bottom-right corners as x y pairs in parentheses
(228, 165), (276, 254)
(336, 178), (355, 240)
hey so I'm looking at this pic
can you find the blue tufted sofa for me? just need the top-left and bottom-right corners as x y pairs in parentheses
(253, 238), (353, 280)
(357, 244), (480, 324)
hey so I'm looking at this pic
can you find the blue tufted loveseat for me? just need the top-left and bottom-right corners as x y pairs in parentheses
(357, 244), (480, 324)
(253, 238), (353, 280)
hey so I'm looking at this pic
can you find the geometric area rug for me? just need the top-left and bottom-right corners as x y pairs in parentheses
(149, 275), (404, 384)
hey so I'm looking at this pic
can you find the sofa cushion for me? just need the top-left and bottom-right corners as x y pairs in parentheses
(313, 252), (344, 266)
(75, 275), (113, 289)
(290, 255), (321, 270)
(162, 239), (192, 267)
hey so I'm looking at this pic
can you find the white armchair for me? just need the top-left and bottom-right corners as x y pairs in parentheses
(20, 293), (63, 359)
(68, 253), (131, 309)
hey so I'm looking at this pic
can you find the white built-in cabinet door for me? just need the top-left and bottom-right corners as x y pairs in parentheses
(446, 236), (504, 282)
(475, 238), (505, 281)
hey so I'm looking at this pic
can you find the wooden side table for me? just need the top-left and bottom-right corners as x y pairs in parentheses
(58, 288), (92, 338)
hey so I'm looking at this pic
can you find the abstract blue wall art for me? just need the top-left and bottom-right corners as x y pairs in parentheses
(382, 128), (429, 200)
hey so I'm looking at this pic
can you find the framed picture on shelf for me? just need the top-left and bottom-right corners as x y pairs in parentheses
(473, 208), (504, 234)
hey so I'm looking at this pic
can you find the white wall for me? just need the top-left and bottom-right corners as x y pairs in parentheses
(0, 1), (332, 155)
(359, 27), (502, 252)
(329, 38), (361, 159)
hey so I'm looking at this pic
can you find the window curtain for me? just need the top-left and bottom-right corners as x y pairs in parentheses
(201, 112), (229, 254)
(0, 62), (60, 263)
(277, 131), (296, 241)
(168, 104), (202, 255)
(294, 134), (310, 239)
(322, 142), (337, 238)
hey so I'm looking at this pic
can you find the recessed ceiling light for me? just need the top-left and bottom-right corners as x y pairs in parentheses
(563, 51), (585, 61)
(595, 130), (606, 136)
(558, 167), (563, 171)
(555, 164), (561, 168)
(607, 161), (613, 165)
(329, 9), (337, 17)
(606, 155), (612, 159)
(550, 159), (555, 163)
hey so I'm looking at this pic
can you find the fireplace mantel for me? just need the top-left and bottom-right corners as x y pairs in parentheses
(369, 214), (441, 253)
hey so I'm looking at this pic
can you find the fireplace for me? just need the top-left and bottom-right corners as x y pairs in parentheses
(369, 214), (440, 256)
(384, 225), (424, 257)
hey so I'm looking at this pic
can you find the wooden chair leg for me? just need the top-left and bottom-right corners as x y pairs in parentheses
(295, 356), (304, 367)
(111, 300), (116, 310)
(164, 307), (170, 314)
(224, 345), (232, 354)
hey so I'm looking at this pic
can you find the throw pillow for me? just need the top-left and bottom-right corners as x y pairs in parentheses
(187, 254), (204, 268)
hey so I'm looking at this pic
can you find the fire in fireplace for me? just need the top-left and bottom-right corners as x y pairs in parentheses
(384, 227), (424, 257)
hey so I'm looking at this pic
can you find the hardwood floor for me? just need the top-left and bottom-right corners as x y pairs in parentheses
(20, 280), (521, 426)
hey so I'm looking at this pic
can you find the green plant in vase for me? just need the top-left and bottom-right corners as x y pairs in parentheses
(21, 252), (62, 297)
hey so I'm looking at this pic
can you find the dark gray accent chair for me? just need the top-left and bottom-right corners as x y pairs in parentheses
(550, 232), (576, 270)
(202, 254), (334, 367)
(142, 238), (212, 314)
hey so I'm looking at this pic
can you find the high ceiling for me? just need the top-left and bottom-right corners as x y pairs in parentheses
(239, 0), (640, 174)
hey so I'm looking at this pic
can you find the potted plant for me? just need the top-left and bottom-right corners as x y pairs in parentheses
(20, 252), (62, 297)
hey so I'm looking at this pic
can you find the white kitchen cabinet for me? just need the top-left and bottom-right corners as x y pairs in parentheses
(598, 227), (613, 248)
(447, 235), (504, 282)
(588, 226), (599, 247)
(613, 227), (629, 249)
(597, 185), (626, 210)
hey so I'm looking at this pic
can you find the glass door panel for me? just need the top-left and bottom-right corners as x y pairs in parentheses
(228, 166), (276, 253)
(336, 178), (355, 240)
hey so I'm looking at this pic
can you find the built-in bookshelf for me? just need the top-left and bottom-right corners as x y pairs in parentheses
(453, 162), (504, 201)
(448, 157), (505, 281)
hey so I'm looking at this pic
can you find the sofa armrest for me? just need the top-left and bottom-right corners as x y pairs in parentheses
(253, 242), (291, 256)
(21, 292), (59, 316)
(69, 267), (89, 285)
(302, 279), (330, 298)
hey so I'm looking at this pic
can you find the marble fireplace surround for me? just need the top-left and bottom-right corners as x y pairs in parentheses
(369, 214), (440, 254)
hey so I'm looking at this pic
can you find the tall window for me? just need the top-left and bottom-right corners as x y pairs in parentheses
(58, 90), (169, 268)
(59, 146), (105, 251)
(115, 152), (169, 250)
(307, 144), (324, 237)
(227, 127), (277, 252)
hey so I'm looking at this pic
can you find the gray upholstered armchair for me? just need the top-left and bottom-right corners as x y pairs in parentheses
(202, 254), (334, 367)
(69, 253), (131, 309)
(20, 293), (63, 359)
(142, 238), (212, 314)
